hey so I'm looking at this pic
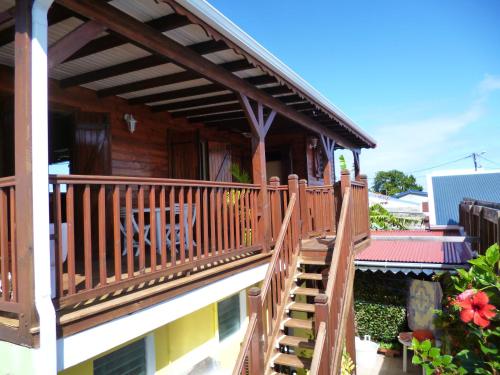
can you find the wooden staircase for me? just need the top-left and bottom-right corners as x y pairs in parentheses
(233, 171), (370, 375)
(269, 250), (331, 373)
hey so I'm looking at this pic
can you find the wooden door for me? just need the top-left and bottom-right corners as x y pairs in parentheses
(208, 142), (232, 182)
(72, 112), (111, 176)
(169, 130), (199, 180)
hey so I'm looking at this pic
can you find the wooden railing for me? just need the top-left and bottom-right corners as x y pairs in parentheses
(299, 180), (337, 238)
(0, 177), (19, 313)
(49, 175), (262, 306)
(233, 312), (258, 375)
(460, 198), (500, 255)
(352, 177), (370, 242)
(310, 172), (361, 375)
(268, 177), (290, 245)
(233, 175), (301, 374)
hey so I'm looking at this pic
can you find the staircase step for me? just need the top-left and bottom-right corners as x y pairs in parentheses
(278, 335), (315, 350)
(292, 287), (322, 297)
(298, 258), (328, 266)
(288, 302), (315, 313)
(296, 272), (323, 281)
(273, 353), (312, 369)
(283, 318), (313, 330)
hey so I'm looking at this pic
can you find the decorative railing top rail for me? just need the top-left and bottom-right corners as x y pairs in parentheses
(459, 198), (500, 255)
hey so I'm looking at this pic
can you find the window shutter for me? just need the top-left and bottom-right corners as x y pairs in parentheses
(94, 338), (147, 375)
(217, 293), (241, 341)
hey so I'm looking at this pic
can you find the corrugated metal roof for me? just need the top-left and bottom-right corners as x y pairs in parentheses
(110, 0), (174, 22)
(393, 190), (428, 198)
(371, 230), (447, 237)
(432, 172), (500, 225)
(356, 240), (471, 264)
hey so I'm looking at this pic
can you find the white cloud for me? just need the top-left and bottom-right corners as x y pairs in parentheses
(355, 74), (500, 184)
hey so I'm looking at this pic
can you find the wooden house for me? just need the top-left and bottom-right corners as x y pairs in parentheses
(0, 1), (375, 373)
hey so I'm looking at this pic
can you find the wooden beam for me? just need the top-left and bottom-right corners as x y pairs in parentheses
(152, 93), (236, 112)
(63, 13), (190, 62)
(59, 39), (228, 88)
(48, 20), (105, 69)
(54, 0), (359, 149)
(128, 75), (278, 106)
(1, 4), (79, 48)
(188, 111), (247, 123)
(97, 59), (254, 98)
(0, 7), (14, 26)
(172, 102), (241, 118)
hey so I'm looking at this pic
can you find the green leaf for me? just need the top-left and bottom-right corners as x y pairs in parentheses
(429, 347), (440, 358)
(479, 341), (498, 355)
(412, 355), (422, 365)
(420, 339), (432, 352)
(485, 244), (499, 266)
(441, 355), (453, 366)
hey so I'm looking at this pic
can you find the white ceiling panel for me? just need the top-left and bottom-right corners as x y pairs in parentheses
(119, 78), (212, 99)
(110, 0), (173, 22)
(165, 24), (212, 46)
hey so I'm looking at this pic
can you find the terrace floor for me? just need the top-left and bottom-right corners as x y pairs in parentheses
(357, 353), (422, 375)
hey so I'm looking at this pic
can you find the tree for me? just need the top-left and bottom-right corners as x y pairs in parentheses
(372, 170), (423, 196)
(369, 204), (420, 230)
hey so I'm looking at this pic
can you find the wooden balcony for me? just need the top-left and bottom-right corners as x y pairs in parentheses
(0, 173), (370, 344)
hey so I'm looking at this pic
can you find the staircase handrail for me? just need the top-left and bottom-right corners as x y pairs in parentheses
(232, 313), (258, 375)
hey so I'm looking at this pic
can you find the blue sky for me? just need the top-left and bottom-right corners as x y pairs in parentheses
(208, 0), (500, 188)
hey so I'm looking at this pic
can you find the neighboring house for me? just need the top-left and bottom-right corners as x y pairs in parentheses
(0, 1), (374, 375)
(355, 230), (473, 275)
(393, 190), (428, 208)
(369, 192), (422, 213)
(427, 170), (500, 225)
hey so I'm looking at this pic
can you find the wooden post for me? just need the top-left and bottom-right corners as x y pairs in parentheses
(248, 287), (264, 374)
(340, 169), (351, 198)
(269, 176), (280, 242)
(251, 136), (271, 251)
(323, 158), (333, 186)
(359, 174), (369, 236)
(288, 175), (300, 248)
(299, 179), (309, 238)
(314, 294), (330, 374)
(320, 135), (335, 186)
(352, 149), (361, 178)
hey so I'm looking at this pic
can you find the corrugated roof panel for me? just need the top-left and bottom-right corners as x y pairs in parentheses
(235, 68), (266, 79)
(0, 1), (14, 13)
(110, 0), (173, 22)
(149, 89), (232, 106)
(51, 44), (150, 80)
(164, 24), (212, 46)
(48, 17), (88, 47)
(0, 42), (13, 67)
(432, 172), (500, 225)
(82, 63), (184, 91)
(169, 99), (238, 113)
(203, 49), (244, 64)
(356, 240), (471, 264)
(121, 78), (212, 99)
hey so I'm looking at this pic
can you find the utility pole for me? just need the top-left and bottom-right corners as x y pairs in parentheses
(471, 152), (485, 171)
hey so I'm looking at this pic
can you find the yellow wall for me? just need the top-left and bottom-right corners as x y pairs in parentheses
(58, 285), (260, 375)
(155, 304), (216, 373)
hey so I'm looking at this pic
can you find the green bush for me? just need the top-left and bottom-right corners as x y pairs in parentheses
(355, 301), (407, 343)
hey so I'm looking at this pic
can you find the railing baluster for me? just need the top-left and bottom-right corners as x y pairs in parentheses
(169, 186), (176, 266)
(210, 187), (216, 256)
(138, 186), (146, 273)
(235, 189), (241, 249)
(113, 185), (121, 281)
(179, 186), (185, 263)
(229, 189), (235, 251)
(0, 189), (8, 301)
(83, 184), (92, 289)
(149, 186), (157, 272)
(159, 186), (167, 268)
(66, 185), (76, 294)
(98, 184), (107, 286)
(203, 187), (209, 258)
(187, 187), (193, 262)
(53, 183), (63, 297)
(126, 185), (134, 278)
(223, 188), (228, 252)
(195, 187), (201, 259)
(9, 187), (17, 301)
(216, 188), (222, 255)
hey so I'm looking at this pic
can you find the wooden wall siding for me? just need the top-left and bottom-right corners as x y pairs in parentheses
(0, 98), (14, 178)
(306, 141), (325, 186)
(208, 141), (232, 182)
(266, 132), (307, 181)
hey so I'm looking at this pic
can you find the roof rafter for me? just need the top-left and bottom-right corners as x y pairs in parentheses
(54, 0), (357, 149)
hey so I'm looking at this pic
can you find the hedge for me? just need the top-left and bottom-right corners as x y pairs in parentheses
(354, 301), (407, 343)
(354, 271), (409, 343)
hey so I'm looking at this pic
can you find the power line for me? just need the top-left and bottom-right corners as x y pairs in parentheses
(407, 154), (472, 174)
(479, 155), (500, 167)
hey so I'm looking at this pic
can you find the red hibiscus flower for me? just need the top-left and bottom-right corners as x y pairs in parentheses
(455, 290), (496, 328)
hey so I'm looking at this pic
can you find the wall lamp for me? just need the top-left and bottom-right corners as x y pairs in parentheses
(124, 114), (137, 134)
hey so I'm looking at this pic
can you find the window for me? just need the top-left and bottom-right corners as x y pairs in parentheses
(94, 338), (147, 375)
(217, 293), (241, 341)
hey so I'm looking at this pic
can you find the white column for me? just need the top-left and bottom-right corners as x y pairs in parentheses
(31, 1), (56, 374)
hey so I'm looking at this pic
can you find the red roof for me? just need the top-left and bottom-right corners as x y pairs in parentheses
(356, 240), (471, 264)
(358, 229), (472, 265)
